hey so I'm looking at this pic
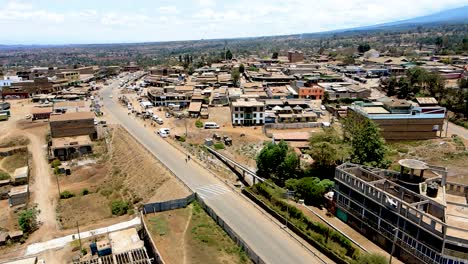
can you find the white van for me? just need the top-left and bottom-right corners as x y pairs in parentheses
(204, 122), (220, 129)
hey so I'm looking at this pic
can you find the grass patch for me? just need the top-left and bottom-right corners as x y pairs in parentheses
(148, 216), (169, 236)
(60, 191), (75, 199)
(0, 170), (10, 180)
(213, 142), (225, 150)
(189, 201), (250, 263)
(1, 152), (28, 173)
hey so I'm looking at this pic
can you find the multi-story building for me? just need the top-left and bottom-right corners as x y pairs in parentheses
(147, 87), (192, 107)
(288, 50), (304, 63)
(231, 98), (265, 126)
(334, 160), (468, 264)
(298, 86), (324, 100)
(348, 99), (446, 140)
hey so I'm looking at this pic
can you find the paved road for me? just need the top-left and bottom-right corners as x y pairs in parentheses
(101, 82), (332, 264)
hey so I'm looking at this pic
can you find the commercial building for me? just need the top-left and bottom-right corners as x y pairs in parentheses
(49, 112), (96, 138)
(147, 87), (192, 107)
(298, 86), (324, 100)
(50, 135), (93, 161)
(231, 99), (265, 126)
(288, 50), (304, 63)
(348, 100), (446, 140)
(334, 160), (468, 264)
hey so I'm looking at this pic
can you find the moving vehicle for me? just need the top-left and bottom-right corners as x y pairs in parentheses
(204, 122), (220, 129)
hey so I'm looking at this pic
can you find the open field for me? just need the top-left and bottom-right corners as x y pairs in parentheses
(144, 202), (250, 264)
(56, 125), (190, 229)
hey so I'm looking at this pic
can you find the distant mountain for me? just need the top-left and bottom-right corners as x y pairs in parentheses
(302, 5), (468, 38)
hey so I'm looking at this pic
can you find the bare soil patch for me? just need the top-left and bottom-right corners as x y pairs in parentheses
(57, 125), (190, 228)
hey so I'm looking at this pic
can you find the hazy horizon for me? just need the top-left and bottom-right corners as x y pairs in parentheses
(1, 0), (467, 45)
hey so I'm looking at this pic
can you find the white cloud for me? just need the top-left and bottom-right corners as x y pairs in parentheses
(158, 5), (178, 14)
(194, 0), (216, 7)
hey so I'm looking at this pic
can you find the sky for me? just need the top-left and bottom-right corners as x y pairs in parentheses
(0, 0), (467, 45)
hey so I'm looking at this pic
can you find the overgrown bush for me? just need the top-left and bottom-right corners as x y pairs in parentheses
(213, 142), (225, 150)
(195, 120), (203, 128)
(81, 188), (90, 196)
(51, 159), (61, 168)
(111, 200), (129, 216)
(177, 135), (186, 142)
(60, 191), (75, 199)
(355, 253), (387, 264)
(0, 171), (10, 180)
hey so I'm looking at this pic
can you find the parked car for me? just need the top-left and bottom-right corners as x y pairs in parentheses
(165, 112), (172, 118)
(157, 128), (170, 138)
(156, 118), (164, 125)
(204, 122), (220, 129)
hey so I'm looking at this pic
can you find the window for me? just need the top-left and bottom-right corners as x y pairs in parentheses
(259, 113), (263, 118)
(235, 114), (238, 118)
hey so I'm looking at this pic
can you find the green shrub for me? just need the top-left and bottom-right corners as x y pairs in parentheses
(195, 120), (203, 128)
(213, 142), (225, 150)
(356, 253), (387, 264)
(111, 200), (129, 216)
(177, 135), (186, 142)
(18, 206), (40, 233)
(0, 171), (10, 180)
(81, 248), (88, 256)
(51, 159), (61, 168)
(60, 191), (75, 199)
(81, 188), (90, 196)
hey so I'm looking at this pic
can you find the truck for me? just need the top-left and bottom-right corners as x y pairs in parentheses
(0, 113), (8, 121)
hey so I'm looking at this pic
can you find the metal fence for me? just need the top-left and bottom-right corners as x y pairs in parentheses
(142, 193), (195, 214)
(140, 212), (165, 264)
(195, 194), (267, 264)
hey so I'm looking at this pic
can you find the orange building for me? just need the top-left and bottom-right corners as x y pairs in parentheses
(298, 86), (324, 100)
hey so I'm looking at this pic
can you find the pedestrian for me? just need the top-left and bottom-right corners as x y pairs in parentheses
(185, 158), (188, 163)
(188, 155), (191, 161)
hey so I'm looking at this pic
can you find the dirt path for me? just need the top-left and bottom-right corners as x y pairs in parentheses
(24, 129), (58, 241)
(181, 210), (192, 264)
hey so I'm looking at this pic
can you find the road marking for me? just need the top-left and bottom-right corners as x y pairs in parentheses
(196, 183), (232, 200)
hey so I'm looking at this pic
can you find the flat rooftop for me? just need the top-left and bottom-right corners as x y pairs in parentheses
(109, 227), (144, 254)
(49, 111), (94, 122)
(51, 135), (92, 149)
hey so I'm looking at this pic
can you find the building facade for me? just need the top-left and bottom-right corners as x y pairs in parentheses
(288, 50), (304, 63)
(231, 99), (265, 126)
(334, 162), (468, 264)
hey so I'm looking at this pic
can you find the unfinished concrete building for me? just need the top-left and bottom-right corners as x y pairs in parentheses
(334, 160), (468, 264)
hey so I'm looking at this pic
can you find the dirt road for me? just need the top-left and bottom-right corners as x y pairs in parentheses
(25, 129), (58, 241)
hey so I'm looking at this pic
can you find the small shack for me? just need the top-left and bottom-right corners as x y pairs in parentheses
(8, 230), (23, 242)
(8, 185), (28, 206)
(13, 166), (28, 185)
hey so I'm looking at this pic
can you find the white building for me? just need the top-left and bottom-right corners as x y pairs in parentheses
(231, 98), (265, 126)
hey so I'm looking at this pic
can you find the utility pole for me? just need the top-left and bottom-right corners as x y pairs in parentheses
(55, 173), (61, 196)
(389, 228), (399, 264)
(76, 221), (83, 255)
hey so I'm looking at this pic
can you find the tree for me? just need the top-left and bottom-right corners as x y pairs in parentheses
(239, 64), (245, 73)
(256, 141), (300, 186)
(308, 128), (350, 174)
(342, 114), (390, 168)
(231, 68), (240, 87)
(18, 206), (40, 233)
(225, 49), (233, 60)
(272, 52), (279, 59)
(111, 200), (129, 216)
(425, 72), (445, 100)
(357, 43), (371, 53)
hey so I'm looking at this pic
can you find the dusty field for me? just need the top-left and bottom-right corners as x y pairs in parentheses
(388, 137), (468, 184)
(57, 125), (190, 229)
(144, 202), (250, 264)
(0, 151), (28, 175)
